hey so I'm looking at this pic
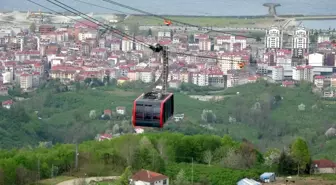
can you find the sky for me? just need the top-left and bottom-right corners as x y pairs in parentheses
(2, 0), (336, 16)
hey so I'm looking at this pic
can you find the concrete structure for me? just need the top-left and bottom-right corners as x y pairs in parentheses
(263, 3), (281, 16)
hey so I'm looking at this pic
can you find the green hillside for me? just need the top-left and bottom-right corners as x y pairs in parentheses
(0, 80), (335, 160)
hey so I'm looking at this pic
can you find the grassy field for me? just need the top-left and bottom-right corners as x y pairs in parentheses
(123, 15), (277, 27)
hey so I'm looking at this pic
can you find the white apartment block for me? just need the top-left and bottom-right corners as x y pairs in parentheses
(122, 39), (133, 52)
(292, 26), (309, 57)
(216, 35), (247, 51)
(265, 26), (283, 51)
(272, 66), (284, 81)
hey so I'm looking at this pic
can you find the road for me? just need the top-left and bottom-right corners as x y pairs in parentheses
(56, 176), (119, 185)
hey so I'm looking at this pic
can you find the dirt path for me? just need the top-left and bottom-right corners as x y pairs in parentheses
(56, 176), (119, 185)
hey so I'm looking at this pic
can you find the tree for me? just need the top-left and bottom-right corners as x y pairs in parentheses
(89, 110), (96, 119)
(0, 168), (4, 185)
(148, 28), (152, 36)
(264, 148), (281, 167)
(188, 34), (195, 43)
(29, 23), (36, 33)
(127, 23), (139, 35)
(112, 124), (120, 134)
(173, 169), (189, 185)
(298, 103), (306, 111)
(278, 150), (296, 175)
(116, 166), (132, 185)
(290, 138), (310, 175)
(203, 150), (213, 166)
(221, 148), (244, 169)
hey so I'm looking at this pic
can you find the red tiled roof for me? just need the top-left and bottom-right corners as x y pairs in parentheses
(315, 75), (325, 79)
(132, 170), (168, 183)
(2, 99), (13, 106)
(312, 159), (336, 168)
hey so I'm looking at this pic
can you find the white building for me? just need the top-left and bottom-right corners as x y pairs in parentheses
(318, 34), (330, 43)
(192, 72), (209, 86)
(140, 69), (154, 83)
(130, 170), (169, 185)
(292, 26), (309, 57)
(216, 35), (247, 51)
(158, 31), (171, 40)
(78, 30), (97, 41)
(314, 75), (325, 88)
(292, 65), (313, 82)
(309, 53), (324, 67)
(122, 38), (133, 52)
(265, 26), (283, 51)
(292, 66), (305, 81)
(218, 53), (243, 74)
(20, 73), (33, 90)
(199, 38), (211, 51)
(2, 70), (13, 84)
(272, 66), (284, 81)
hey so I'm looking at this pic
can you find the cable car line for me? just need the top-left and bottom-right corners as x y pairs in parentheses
(41, 0), (251, 63)
(39, 0), (295, 69)
(72, 0), (127, 14)
(90, 0), (319, 45)
(27, 0), (110, 31)
(46, 0), (152, 48)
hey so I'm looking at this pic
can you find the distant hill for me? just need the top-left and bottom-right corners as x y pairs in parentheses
(0, 80), (335, 160)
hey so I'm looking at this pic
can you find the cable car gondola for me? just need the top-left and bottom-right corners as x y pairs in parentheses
(164, 19), (172, 26)
(132, 91), (174, 128)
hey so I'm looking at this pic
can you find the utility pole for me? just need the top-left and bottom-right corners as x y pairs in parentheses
(37, 158), (40, 181)
(191, 157), (194, 185)
(162, 46), (169, 93)
(51, 164), (54, 178)
(75, 143), (79, 171)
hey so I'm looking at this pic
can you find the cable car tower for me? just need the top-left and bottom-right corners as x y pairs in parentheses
(132, 44), (174, 128)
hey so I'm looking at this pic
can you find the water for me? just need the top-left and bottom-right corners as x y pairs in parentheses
(3, 0), (336, 29)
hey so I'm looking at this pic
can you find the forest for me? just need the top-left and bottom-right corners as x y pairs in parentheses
(0, 133), (315, 185)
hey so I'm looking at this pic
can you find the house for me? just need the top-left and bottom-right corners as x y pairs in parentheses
(134, 127), (144, 134)
(259, 172), (276, 183)
(312, 159), (336, 174)
(130, 169), (169, 185)
(116, 106), (126, 115)
(2, 99), (13, 109)
(97, 133), (112, 141)
(104, 109), (112, 117)
(237, 178), (261, 185)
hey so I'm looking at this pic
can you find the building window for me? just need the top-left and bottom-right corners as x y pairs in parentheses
(163, 179), (167, 185)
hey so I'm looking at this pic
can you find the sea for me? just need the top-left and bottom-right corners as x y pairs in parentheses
(2, 0), (336, 29)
